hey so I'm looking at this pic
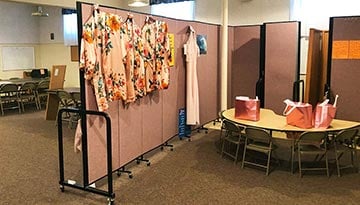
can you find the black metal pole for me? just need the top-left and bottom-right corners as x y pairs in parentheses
(57, 110), (65, 187)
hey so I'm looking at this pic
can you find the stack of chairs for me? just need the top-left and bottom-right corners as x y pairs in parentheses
(35, 80), (50, 109)
(18, 82), (39, 112)
(0, 84), (21, 115)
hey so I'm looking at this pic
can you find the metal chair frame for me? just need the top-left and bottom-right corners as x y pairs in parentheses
(295, 131), (329, 178)
(333, 129), (359, 177)
(0, 83), (21, 115)
(221, 119), (244, 164)
(241, 127), (276, 175)
(18, 82), (39, 112)
(35, 80), (50, 109)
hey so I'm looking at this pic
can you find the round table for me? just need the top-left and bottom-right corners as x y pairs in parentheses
(222, 108), (360, 173)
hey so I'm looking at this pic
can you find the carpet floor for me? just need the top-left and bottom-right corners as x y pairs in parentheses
(1, 110), (360, 205)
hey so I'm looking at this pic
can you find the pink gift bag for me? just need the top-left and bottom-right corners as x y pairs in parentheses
(283, 99), (313, 129)
(314, 96), (338, 129)
(235, 96), (260, 121)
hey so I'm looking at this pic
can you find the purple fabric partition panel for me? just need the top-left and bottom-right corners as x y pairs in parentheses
(230, 25), (261, 107)
(330, 16), (360, 121)
(80, 3), (220, 183)
(141, 92), (164, 152)
(264, 22), (300, 115)
(193, 22), (220, 124)
(162, 19), (183, 142)
(81, 4), (121, 183)
(118, 103), (143, 166)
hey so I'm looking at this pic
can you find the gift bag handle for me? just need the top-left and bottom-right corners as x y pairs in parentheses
(283, 99), (297, 116)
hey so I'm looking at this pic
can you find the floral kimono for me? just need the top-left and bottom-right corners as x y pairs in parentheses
(80, 10), (127, 111)
(155, 20), (170, 90)
(142, 18), (158, 93)
(122, 15), (146, 101)
(122, 15), (145, 103)
(142, 18), (170, 93)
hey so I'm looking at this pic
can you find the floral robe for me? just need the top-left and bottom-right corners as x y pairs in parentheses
(142, 20), (158, 92)
(155, 20), (170, 90)
(122, 17), (145, 103)
(80, 11), (127, 111)
(142, 19), (170, 92)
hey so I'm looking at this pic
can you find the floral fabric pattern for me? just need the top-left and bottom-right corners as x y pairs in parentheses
(142, 19), (170, 92)
(80, 9), (170, 111)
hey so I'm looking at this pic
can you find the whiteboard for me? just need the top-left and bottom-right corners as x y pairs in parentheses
(1, 47), (35, 71)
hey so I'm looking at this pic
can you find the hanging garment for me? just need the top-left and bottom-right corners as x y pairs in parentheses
(142, 19), (158, 92)
(122, 15), (139, 104)
(133, 25), (146, 99)
(104, 13), (127, 102)
(184, 26), (200, 125)
(80, 10), (109, 111)
(80, 10), (128, 111)
(123, 16), (146, 100)
(155, 20), (170, 90)
(142, 18), (171, 92)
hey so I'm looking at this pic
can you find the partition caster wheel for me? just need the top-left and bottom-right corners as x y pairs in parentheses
(170, 148), (174, 151)
(128, 174), (133, 179)
(136, 160), (140, 164)
(147, 162), (151, 166)
(107, 197), (115, 205)
(160, 146), (164, 151)
(205, 130), (208, 134)
(116, 172), (121, 177)
(60, 185), (64, 192)
(188, 138), (191, 142)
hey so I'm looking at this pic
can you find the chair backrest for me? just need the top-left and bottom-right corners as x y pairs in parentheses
(296, 131), (327, 146)
(223, 120), (242, 136)
(71, 92), (81, 107)
(245, 127), (271, 144)
(0, 83), (18, 93)
(19, 82), (37, 91)
(0, 84), (19, 101)
(335, 129), (358, 146)
(57, 90), (75, 107)
(37, 80), (50, 90)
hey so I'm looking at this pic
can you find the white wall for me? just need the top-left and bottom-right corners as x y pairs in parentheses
(0, 1), (78, 86)
(5, 0), (123, 9)
(0, 1), (39, 43)
(118, 0), (290, 26)
(195, 0), (289, 25)
(1, 0), (291, 85)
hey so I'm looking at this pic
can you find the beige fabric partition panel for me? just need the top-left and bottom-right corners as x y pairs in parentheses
(230, 26), (261, 107)
(264, 22), (300, 115)
(80, 3), (220, 183)
(330, 16), (360, 121)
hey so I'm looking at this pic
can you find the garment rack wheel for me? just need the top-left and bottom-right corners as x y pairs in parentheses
(197, 126), (208, 134)
(116, 168), (133, 179)
(59, 184), (64, 192)
(107, 197), (115, 205)
(136, 156), (151, 166)
(136, 160), (151, 166)
(161, 143), (174, 151)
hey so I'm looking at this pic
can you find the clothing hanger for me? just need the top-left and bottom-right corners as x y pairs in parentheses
(145, 16), (155, 24)
(126, 13), (133, 23)
(92, 4), (100, 17)
(188, 25), (195, 33)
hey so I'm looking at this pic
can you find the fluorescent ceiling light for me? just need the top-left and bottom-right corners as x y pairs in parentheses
(128, 0), (149, 7)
